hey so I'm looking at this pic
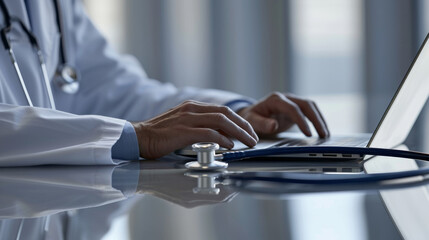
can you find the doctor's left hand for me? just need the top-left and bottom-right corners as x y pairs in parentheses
(237, 92), (330, 138)
(131, 101), (258, 159)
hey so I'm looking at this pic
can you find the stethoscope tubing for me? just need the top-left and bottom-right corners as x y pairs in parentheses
(9, 16), (56, 109)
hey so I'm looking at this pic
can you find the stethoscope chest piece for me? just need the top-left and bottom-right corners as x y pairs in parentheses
(185, 142), (228, 171)
(55, 65), (79, 94)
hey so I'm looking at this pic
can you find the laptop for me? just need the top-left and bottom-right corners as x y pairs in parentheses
(178, 33), (429, 160)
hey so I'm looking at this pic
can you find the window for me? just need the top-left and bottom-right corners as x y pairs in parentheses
(289, 0), (365, 134)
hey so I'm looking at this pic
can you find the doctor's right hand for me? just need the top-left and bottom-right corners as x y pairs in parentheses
(131, 101), (258, 159)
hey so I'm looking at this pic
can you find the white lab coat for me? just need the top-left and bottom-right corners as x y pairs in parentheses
(0, 0), (250, 166)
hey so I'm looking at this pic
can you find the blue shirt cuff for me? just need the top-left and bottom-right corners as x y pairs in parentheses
(112, 162), (139, 197)
(111, 122), (140, 160)
(224, 99), (255, 113)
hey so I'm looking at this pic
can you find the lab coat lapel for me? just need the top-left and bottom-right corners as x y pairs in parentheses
(25, 0), (60, 77)
(3, 0), (59, 77)
(3, 0), (31, 30)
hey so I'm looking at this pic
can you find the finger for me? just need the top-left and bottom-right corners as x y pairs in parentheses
(246, 112), (279, 134)
(143, 127), (235, 159)
(216, 106), (259, 141)
(313, 103), (330, 137)
(179, 102), (259, 141)
(269, 95), (312, 136)
(188, 128), (235, 149)
(183, 112), (257, 147)
(287, 95), (329, 138)
(287, 96), (328, 138)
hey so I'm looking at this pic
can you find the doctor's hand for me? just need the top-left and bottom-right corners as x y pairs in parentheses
(131, 101), (258, 159)
(237, 92), (330, 138)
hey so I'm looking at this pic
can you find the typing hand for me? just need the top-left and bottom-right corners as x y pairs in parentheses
(237, 92), (330, 138)
(132, 101), (258, 159)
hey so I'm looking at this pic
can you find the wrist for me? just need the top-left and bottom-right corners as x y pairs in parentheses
(131, 122), (144, 157)
(131, 122), (157, 159)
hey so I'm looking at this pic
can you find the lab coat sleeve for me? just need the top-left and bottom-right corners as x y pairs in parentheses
(55, 0), (255, 121)
(0, 103), (127, 166)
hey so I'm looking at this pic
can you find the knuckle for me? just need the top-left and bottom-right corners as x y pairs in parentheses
(180, 100), (197, 112)
(270, 93), (287, 104)
(213, 113), (227, 122)
(287, 102), (300, 113)
(303, 99), (316, 110)
(285, 93), (298, 99)
(219, 105), (231, 114)
(301, 99), (313, 108)
(270, 92), (284, 100)
(219, 105), (235, 116)
(177, 111), (193, 118)
(183, 100), (196, 104)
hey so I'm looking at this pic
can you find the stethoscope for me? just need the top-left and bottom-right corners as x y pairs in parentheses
(0, 0), (79, 110)
(187, 142), (429, 184)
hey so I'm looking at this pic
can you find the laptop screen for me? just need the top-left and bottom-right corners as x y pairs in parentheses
(368, 34), (429, 148)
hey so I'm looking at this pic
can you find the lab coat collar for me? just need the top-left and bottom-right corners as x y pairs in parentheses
(23, 0), (59, 58)
(3, 0), (31, 31)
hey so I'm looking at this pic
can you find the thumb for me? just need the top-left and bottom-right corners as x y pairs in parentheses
(247, 113), (278, 134)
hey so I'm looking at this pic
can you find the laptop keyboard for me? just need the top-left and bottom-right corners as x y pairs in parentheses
(272, 136), (369, 148)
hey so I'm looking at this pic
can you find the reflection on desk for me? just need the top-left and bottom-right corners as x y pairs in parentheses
(0, 161), (237, 239)
(3, 153), (429, 239)
(0, 164), (138, 239)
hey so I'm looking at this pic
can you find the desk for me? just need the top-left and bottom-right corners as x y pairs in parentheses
(1, 154), (429, 240)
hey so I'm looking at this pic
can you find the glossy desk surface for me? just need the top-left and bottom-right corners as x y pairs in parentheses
(2, 153), (429, 240)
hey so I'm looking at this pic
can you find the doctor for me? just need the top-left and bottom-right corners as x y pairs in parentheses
(0, 0), (329, 166)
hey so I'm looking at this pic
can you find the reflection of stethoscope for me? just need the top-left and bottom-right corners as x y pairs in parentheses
(0, 0), (79, 110)
(186, 142), (429, 184)
(186, 169), (429, 196)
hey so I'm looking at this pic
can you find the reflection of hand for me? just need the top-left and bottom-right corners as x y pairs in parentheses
(132, 101), (258, 159)
(237, 93), (330, 138)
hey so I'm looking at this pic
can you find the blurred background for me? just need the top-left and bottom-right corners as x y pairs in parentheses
(80, 0), (429, 239)
(82, 0), (428, 151)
